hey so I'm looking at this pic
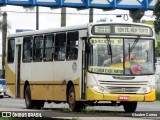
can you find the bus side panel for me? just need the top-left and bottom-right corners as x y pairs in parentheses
(6, 38), (16, 97)
(52, 38), (84, 101)
(30, 62), (54, 100)
(20, 62), (31, 98)
(30, 84), (54, 100)
(6, 64), (16, 97)
(53, 61), (79, 101)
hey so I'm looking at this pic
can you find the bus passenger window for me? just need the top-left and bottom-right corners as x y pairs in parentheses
(66, 31), (79, 60)
(44, 34), (54, 61)
(33, 36), (43, 62)
(23, 37), (32, 62)
(8, 39), (15, 63)
(55, 33), (66, 61)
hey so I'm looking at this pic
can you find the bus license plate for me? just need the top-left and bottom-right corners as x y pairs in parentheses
(118, 96), (130, 101)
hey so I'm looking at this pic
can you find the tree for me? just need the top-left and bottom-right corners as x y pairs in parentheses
(154, 1), (160, 57)
(0, 10), (10, 31)
(0, 7), (33, 77)
(1, 12), (8, 78)
(154, 1), (160, 34)
(23, 6), (35, 12)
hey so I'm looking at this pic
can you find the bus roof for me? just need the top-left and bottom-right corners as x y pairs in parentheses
(8, 22), (153, 38)
(8, 24), (88, 38)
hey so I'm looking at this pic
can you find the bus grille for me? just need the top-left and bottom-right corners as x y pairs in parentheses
(98, 80), (148, 93)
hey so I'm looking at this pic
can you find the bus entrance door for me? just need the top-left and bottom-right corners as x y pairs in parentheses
(15, 37), (23, 98)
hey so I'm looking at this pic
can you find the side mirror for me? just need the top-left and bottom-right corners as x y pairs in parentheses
(86, 43), (91, 53)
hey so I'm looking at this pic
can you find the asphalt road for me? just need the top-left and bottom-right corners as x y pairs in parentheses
(0, 96), (159, 120)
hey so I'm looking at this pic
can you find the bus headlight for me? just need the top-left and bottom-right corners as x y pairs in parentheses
(142, 85), (155, 94)
(90, 85), (109, 93)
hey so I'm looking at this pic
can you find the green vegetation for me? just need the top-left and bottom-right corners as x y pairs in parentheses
(24, 7), (35, 12)
(155, 45), (160, 57)
(71, 117), (80, 120)
(0, 113), (55, 120)
(154, 1), (160, 34)
(142, 20), (160, 56)
(62, 108), (71, 112)
(142, 20), (154, 26)
(0, 70), (2, 78)
(0, 116), (55, 120)
(0, 116), (19, 120)
(85, 108), (96, 114)
(153, 1), (160, 57)
(156, 91), (160, 101)
(155, 34), (160, 57)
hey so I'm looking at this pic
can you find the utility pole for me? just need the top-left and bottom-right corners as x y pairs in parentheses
(36, 6), (39, 30)
(61, 7), (66, 27)
(2, 12), (7, 78)
(89, 8), (93, 23)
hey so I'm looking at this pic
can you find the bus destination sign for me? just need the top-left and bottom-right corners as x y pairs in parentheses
(92, 24), (153, 37)
(115, 26), (151, 35)
(94, 26), (111, 34)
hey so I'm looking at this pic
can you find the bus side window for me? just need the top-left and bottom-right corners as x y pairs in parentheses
(23, 37), (32, 62)
(8, 39), (15, 63)
(44, 34), (54, 61)
(55, 33), (66, 61)
(66, 31), (79, 60)
(33, 36), (43, 62)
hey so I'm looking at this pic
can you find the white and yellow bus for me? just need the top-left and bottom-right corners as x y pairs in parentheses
(6, 22), (156, 112)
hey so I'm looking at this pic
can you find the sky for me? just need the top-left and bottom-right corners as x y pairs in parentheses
(0, 5), (155, 54)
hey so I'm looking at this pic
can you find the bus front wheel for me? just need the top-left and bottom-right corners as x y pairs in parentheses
(25, 85), (35, 109)
(35, 100), (45, 109)
(123, 101), (137, 113)
(67, 86), (85, 112)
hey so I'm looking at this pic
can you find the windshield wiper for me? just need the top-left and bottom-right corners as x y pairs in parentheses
(106, 35), (112, 63)
(128, 36), (140, 61)
(129, 36), (140, 52)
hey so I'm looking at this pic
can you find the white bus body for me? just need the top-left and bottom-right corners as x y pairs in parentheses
(6, 22), (156, 112)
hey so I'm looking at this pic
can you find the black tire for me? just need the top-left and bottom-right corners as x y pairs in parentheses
(0, 95), (3, 98)
(35, 100), (45, 109)
(67, 86), (85, 112)
(25, 85), (35, 109)
(123, 102), (137, 113)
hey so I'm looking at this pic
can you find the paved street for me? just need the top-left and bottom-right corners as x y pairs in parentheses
(0, 96), (159, 120)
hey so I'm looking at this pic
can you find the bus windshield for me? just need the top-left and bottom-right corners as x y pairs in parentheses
(88, 38), (154, 75)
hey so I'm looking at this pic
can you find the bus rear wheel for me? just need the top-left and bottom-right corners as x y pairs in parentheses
(67, 86), (85, 112)
(123, 101), (137, 113)
(25, 85), (35, 109)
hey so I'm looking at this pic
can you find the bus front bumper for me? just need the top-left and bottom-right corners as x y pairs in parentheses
(87, 88), (156, 102)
